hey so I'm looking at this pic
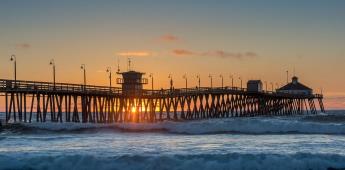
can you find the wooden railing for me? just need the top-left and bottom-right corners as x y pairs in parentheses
(0, 79), (122, 94)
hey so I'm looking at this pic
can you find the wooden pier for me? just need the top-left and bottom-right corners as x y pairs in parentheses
(0, 78), (325, 124)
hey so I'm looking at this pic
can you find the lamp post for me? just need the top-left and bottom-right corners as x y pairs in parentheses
(49, 59), (56, 89)
(286, 70), (289, 84)
(208, 74), (213, 88)
(230, 75), (234, 88)
(149, 73), (153, 91)
(275, 83), (279, 90)
(220, 74), (224, 88)
(239, 77), (242, 89)
(321, 87), (323, 95)
(270, 82), (274, 91)
(183, 74), (188, 90)
(264, 81), (268, 91)
(196, 74), (201, 88)
(10, 55), (16, 87)
(168, 74), (173, 90)
(106, 67), (112, 91)
(80, 64), (86, 90)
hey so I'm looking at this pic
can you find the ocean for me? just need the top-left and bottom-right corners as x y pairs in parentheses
(1, 111), (345, 170)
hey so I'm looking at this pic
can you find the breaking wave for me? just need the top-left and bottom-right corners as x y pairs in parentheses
(0, 153), (344, 170)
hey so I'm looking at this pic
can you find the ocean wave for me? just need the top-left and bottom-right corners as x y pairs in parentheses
(6, 115), (345, 135)
(0, 153), (344, 170)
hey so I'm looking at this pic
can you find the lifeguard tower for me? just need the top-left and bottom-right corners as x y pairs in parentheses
(116, 59), (148, 96)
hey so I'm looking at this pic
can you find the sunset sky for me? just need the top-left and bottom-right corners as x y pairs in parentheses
(0, 0), (344, 109)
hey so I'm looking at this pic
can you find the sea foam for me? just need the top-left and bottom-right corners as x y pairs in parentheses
(17, 115), (345, 135)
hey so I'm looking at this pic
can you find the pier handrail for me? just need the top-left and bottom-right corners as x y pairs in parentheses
(0, 79), (122, 94)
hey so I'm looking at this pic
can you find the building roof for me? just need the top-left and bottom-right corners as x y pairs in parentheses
(117, 70), (145, 75)
(247, 80), (262, 84)
(277, 77), (312, 91)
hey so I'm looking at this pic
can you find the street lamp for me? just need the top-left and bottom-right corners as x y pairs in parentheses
(168, 74), (173, 90)
(286, 70), (289, 84)
(230, 75), (234, 88)
(183, 74), (188, 90)
(208, 74), (213, 88)
(106, 67), (112, 90)
(49, 59), (56, 89)
(220, 74), (224, 88)
(270, 82), (274, 91)
(239, 77), (242, 89)
(80, 64), (86, 90)
(196, 74), (201, 89)
(275, 83), (279, 90)
(149, 73), (153, 91)
(10, 55), (16, 87)
(264, 81), (268, 91)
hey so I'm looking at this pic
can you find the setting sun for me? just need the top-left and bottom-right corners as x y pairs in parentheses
(131, 106), (136, 113)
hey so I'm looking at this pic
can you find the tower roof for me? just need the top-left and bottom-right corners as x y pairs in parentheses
(278, 76), (312, 91)
(117, 70), (145, 75)
(247, 80), (262, 84)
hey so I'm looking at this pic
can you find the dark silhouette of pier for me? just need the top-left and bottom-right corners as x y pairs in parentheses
(0, 75), (324, 124)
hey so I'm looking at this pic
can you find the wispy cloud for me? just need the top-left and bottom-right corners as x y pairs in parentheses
(172, 49), (195, 56)
(159, 34), (179, 42)
(117, 51), (152, 57)
(172, 49), (258, 59)
(15, 43), (31, 49)
(202, 50), (258, 59)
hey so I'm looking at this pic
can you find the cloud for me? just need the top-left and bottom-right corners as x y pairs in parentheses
(117, 51), (151, 57)
(15, 43), (31, 49)
(159, 34), (179, 42)
(172, 49), (195, 56)
(171, 49), (258, 59)
(202, 50), (258, 59)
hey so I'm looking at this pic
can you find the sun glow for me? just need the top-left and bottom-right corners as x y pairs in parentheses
(131, 106), (136, 113)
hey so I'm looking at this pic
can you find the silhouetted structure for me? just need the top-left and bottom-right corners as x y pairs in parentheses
(116, 71), (148, 96)
(247, 80), (263, 92)
(277, 76), (312, 95)
(0, 71), (325, 124)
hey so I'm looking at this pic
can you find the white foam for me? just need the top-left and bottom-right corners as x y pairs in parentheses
(19, 115), (345, 135)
